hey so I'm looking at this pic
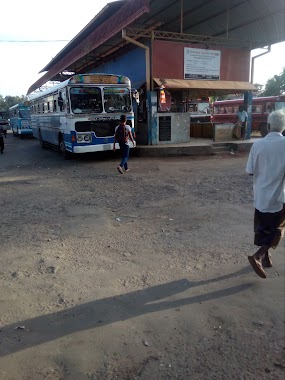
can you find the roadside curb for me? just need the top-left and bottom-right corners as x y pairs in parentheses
(134, 141), (253, 157)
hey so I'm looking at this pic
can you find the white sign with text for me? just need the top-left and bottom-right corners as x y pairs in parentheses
(184, 48), (221, 80)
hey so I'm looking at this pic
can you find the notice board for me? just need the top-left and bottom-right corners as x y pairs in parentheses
(159, 116), (171, 141)
(184, 48), (221, 80)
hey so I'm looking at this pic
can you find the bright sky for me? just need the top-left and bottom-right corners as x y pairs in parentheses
(0, 0), (284, 97)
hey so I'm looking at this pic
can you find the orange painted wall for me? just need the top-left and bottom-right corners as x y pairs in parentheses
(152, 40), (251, 81)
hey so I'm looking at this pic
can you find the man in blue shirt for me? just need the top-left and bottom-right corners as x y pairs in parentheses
(236, 105), (248, 139)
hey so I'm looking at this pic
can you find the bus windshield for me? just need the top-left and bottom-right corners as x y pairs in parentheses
(19, 109), (31, 118)
(70, 87), (103, 114)
(197, 102), (210, 114)
(276, 102), (285, 111)
(103, 87), (131, 113)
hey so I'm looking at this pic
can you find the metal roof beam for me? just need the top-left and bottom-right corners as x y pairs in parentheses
(124, 28), (260, 48)
(162, 0), (215, 31)
(181, 0), (248, 33)
(213, 9), (283, 39)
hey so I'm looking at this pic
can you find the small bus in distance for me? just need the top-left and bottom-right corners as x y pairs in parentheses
(28, 73), (135, 158)
(9, 103), (32, 137)
(212, 95), (285, 137)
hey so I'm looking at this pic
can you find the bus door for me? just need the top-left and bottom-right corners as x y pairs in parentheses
(57, 90), (68, 145)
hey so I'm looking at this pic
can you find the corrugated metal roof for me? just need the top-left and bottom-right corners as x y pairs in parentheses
(27, 0), (285, 94)
(40, 1), (125, 73)
(27, 0), (149, 94)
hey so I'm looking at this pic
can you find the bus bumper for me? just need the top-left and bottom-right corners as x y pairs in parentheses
(18, 129), (33, 135)
(73, 142), (135, 154)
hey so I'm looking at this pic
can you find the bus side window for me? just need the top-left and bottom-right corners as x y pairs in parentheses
(58, 92), (64, 112)
(54, 99), (57, 112)
(225, 107), (233, 114)
(65, 89), (70, 113)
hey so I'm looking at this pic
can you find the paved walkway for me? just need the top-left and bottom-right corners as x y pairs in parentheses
(135, 138), (258, 157)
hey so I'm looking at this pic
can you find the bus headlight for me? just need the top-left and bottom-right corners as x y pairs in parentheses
(84, 134), (91, 142)
(77, 134), (92, 143)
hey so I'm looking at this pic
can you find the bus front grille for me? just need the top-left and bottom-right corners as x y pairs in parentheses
(75, 120), (131, 137)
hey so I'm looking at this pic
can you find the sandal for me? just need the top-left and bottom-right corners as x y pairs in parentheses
(248, 256), (266, 278)
(117, 166), (123, 174)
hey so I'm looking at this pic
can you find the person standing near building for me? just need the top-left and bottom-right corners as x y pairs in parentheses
(246, 109), (285, 278)
(236, 105), (248, 139)
(113, 115), (136, 174)
(0, 126), (5, 153)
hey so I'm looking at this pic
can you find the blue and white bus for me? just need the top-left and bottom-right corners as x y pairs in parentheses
(9, 103), (32, 137)
(28, 73), (135, 158)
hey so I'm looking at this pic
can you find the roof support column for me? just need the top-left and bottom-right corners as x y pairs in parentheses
(180, 0), (183, 34)
(226, 1), (229, 38)
(122, 29), (150, 91)
(244, 91), (253, 140)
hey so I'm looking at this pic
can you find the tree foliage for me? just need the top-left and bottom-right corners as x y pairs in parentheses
(0, 95), (26, 112)
(260, 67), (285, 96)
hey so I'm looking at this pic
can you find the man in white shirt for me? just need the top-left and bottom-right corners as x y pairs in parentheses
(246, 109), (285, 278)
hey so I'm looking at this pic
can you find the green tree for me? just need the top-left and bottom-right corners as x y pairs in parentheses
(0, 95), (26, 112)
(0, 95), (6, 111)
(260, 67), (285, 96)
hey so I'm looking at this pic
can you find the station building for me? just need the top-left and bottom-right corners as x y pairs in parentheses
(27, 0), (285, 145)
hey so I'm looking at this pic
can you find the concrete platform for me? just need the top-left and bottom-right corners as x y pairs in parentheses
(135, 138), (257, 157)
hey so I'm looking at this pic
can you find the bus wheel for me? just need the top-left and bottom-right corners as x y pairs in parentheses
(260, 123), (268, 137)
(39, 130), (46, 149)
(59, 135), (72, 159)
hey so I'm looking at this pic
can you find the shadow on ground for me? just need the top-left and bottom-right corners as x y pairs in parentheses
(0, 266), (253, 357)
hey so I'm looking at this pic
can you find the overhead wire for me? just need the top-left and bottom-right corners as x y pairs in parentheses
(0, 39), (69, 43)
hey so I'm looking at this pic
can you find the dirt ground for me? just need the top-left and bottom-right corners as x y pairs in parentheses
(0, 135), (284, 380)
